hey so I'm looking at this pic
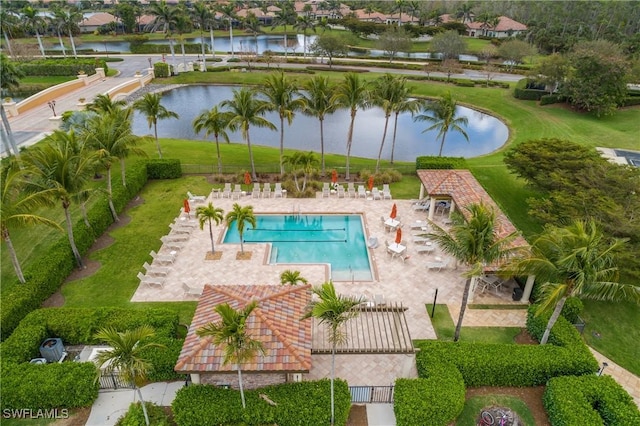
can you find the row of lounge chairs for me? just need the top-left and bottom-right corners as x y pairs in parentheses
(214, 183), (285, 199)
(321, 183), (392, 200)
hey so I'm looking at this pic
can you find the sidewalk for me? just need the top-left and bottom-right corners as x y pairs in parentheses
(589, 347), (640, 408)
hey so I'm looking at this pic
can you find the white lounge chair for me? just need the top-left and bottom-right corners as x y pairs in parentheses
(412, 236), (431, 244)
(169, 223), (192, 234)
(187, 191), (206, 203)
(232, 184), (242, 199)
(252, 183), (261, 198)
(337, 185), (345, 198)
(149, 250), (175, 265)
(371, 188), (382, 200)
(347, 182), (356, 198)
(426, 258), (449, 272)
(161, 234), (188, 242)
(142, 261), (170, 277)
(410, 221), (428, 230)
(262, 183), (271, 198)
(182, 282), (202, 297)
(160, 237), (184, 251)
(273, 182), (283, 198)
(137, 272), (165, 288)
(222, 183), (232, 198)
(382, 184), (392, 200)
(416, 245), (435, 254)
(322, 183), (330, 198)
(357, 185), (366, 198)
(412, 199), (431, 211)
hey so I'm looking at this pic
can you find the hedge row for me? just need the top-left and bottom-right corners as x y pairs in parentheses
(416, 156), (467, 170)
(543, 375), (640, 425)
(130, 43), (205, 54)
(540, 94), (565, 105)
(0, 161), (148, 339)
(172, 379), (351, 426)
(116, 402), (171, 426)
(147, 159), (182, 179)
(514, 87), (547, 100)
(17, 58), (109, 77)
(0, 307), (182, 410)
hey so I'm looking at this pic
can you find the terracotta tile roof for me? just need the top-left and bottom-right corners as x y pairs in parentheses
(175, 284), (312, 373)
(467, 16), (527, 32)
(236, 8), (277, 19)
(416, 169), (529, 250)
(80, 12), (117, 27)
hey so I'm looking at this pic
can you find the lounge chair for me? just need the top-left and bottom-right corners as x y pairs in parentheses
(187, 191), (206, 203)
(137, 272), (165, 288)
(262, 183), (271, 198)
(367, 236), (379, 249)
(169, 223), (192, 234)
(273, 182), (283, 198)
(149, 250), (175, 265)
(357, 185), (366, 198)
(371, 188), (382, 200)
(160, 237), (184, 251)
(416, 245), (435, 254)
(426, 258), (449, 272)
(412, 236), (431, 244)
(222, 183), (232, 198)
(410, 221), (428, 230)
(182, 282), (202, 297)
(337, 185), (345, 198)
(382, 184), (392, 200)
(252, 183), (261, 198)
(161, 234), (188, 242)
(142, 261), (170, 277)
(347, 182), (356, 198)
(412, 199), (431, 211)
(232, 184), (242, 199)
(322, 183), (330, 198)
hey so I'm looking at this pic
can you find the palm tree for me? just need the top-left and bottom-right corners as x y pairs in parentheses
(456, 3), (474, 23)
(0, 9), (18, 57)
(22, 6), (46, 57)
(147, 0), (179, 68)
(300, 76), (338, 176)
(507, 220), (640, 345)
(271, 3), (297, 58)
(193, 107), (232, 174)
(0, 53), (23, 159)
(389, 79), (421, 164)
(217, 3), (237, 57)
(192, 2), (216, 61)
(260, 71), (303, 176)
(332, 73), (370, 180)
(413, 91), (469, 157)
(51, 4), (82, 58)
(283, 151), (318, 193)
(302, 282), (362, 425)
(280, 269), (309, 286)
(24, 130), (98, 268)
(86, 93), (127, 115)
(82, 109), (146, 221)
(428, 203), (520, 342)
(132, 93), (179, 159)
(371, 74), (400, 173)
(243, 13), (262, 54)
(196, 301), (265, 409)
(174, 5), (191, 65)
(1, 163), (61, 283)
(294, 15), (316, 58)
(196, 202), (224, 254)
(220, 88), (275, 181)
(93, 325), (164, 426)
(225, 203), (256, 254)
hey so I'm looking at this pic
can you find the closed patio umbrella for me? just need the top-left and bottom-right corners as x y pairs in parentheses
(395, 228), (402, 244)
(331, 170), (338, 184)
(367, 176), (374, 191)
(244, 171), (251, 186)
(390, 203), (397, 219)
(183, 199), (191, 218)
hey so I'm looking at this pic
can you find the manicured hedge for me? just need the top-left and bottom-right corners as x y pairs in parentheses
(172, 379), (351, 426)
(514, 87), (546, 100)
(17, 58), (109, 76)
(116, 402), (171, 426)
(540, 94), (565, 105)
(130, 43), (205, 54)
(416, 156), (467, 170)
(146, 159), (182, 179)
(154, 62), (170, 78)
(544, 375), (640, 425)
(0, 307), (182, 410)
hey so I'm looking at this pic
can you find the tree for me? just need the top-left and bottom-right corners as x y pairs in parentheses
(310, 33), (350, 68)
(456, 3), (474, 23)
(283, 151), (318, 193)
(51, 4), (83, 58)
(243, 12), (263, 55)
(196, 202), (224, 254)
(0, 53), (23, 159)
(413, 91), (469, 157)
(431, 30), (466, 60)
(294, 15), (316, 58)
(260, 71), (303, 176)
(1, 163), (61, 283)
(22, 5), (46, 57)
(132, 93), (179, 159)
(530, 53), (569, 94)
(225, 203), (257, 254)
(280, 269), (308, 286)
(196, 301), (265, 409)
(24, 130), (98, 268)
(428, 203), (520, 342)
(300, 76), (338, 176)
(147, 0), (179, 67)
(0, 9), (18, 57)
(93, 325), (164, 426)
(302, 282), (362, 425)
(192, 2), (214, 63)
(498, 39), (534, 70)
(217, 3), (237, 57)
(115, 3), (139, 34)
(371, 74), (402, 172)
(389, 79), (421, 164)
(86, 93), (127, 115)
(507, 220), (640, 344)
(478, 44), (498, 64)
(192, 106), (232, 175)
(271, 2), (297, 58)
(376, 26), (413, 63)
(220, 88), (275, 181)
(561, 40), (629, 117)
(333, 73), (370, 180)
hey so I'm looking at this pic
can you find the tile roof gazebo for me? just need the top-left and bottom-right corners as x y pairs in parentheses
(175, 284), (312, 388)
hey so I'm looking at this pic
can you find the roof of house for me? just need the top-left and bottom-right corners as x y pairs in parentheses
(466, 16), (528, 32)
(236, 7), (278, 19)
(416, 169), (529, 250)
(175, 284), (313, 374)
(80, 12), (117, 27)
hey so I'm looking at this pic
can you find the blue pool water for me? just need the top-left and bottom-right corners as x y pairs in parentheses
(223, 214), (372, 281)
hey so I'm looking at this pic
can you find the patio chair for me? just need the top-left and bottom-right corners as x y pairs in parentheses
(182, 282), (202, 297)
(262, 183), (272, 198)
(273, 182), (283, 198)
(169, 223), (192, 234)
(347, 182), (356, 198)
(232, 184), (242, 199)
(252, 182), (261, 198)
(367, 236), (379, 249)
(371, 188), (382, 200)
(160, 237), (184, 251)
(322, 182), (330, 198)
(149, 250), (175, 265)
(382, 184), (392, 200)
(426, 258), (449, 272)
(416, 245), (435, 254)
(142, 261), (170, 277)
(412, 236), (431, 244)
(222, 183), (232, 198)
(357, 185), (367, 198)
(187, 191), (206, 203)
(137, 272), (165, 288)
(161, 234), (188, 242)
(399, 253), (411, 263)
(337, 185), (346, 198)
(412, 199), (431, 211)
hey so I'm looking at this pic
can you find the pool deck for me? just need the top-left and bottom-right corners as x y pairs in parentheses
(131, 191), (527, 340)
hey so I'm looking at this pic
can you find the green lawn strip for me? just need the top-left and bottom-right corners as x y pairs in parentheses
(581, 299), (640, 376)
(0, 418), (56, 426)
(428, 304), (520, 343)
(19, 76), (75, 85)
(456, 395), (536, 426)
(428, 303), (455, 340)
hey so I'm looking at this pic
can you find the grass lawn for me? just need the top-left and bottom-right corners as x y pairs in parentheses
(19, 76), (75, 85)
(429, 304), (520, 343)
(456, 395), (536, 426)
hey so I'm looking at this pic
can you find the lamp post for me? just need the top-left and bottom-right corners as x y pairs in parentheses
(598, 362), (609, 376)
(148, 57), (152, 68)
(47, 100), (57, 117)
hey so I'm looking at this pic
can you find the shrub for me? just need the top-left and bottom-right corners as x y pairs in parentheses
(453, 79), (476, 87)
(146, 159), (182, 179)
(514, 87), (546, 100)
(544, 375), (640, 425)
(154, 62), (170, 78)
(622, 96), (640, 107)
(116, 402), (170, 426)
(415, 156), (467, 170)
(130, 43), (205, 55)
(17, 58), (108, 77)
(540, 94), (565, 105)
(306, 66), (369, 73)
(559, 297), (583, 324)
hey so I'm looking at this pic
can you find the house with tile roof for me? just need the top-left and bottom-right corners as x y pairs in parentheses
(79, 12), (119, 34)
(466, 16), (528, 39)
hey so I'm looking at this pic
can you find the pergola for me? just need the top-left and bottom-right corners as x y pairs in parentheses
(416, 169), (535, 301)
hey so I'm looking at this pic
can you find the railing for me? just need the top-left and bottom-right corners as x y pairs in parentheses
(98, 371), (135, 390)
(349, 385), (394, 403)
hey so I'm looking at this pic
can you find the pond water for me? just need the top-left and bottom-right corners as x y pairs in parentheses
(130, 85), (508, 160)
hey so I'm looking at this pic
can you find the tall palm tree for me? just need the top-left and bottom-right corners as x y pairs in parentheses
(507, 220), (640, 344)
(192, 2), (216, 61)
(1, 163), (61, 283)
(280, 269), (308, 286)
(0, 53), (23, 159)
(294, 15), (316, 58)
(302, 282), (362, 426)
(132, 93), (179, 159)
(147, 0), (179, 68)
(22, 6), (46, 57)
(217, 3), (237, 57)
(196, 301), (265, 409)
(193, 107), (232, 175)
(196, 202), (224, 254)
(174, 5), (191, 65)
(332, 73), (370, 180)
(243, 12), (262, 54)
(300, 76), (338, 176)
(260, 71), (303, 176)
(220, 88), (275, 181)
(371, 74), (400, 173)
(428, 203), (520, 342)
(51, 4), (82, 58)
(456, 3), (474, 23)
(0, 9), (18, 57)
(283, 151), (318, 192)
(225, 203), (256, 254)
(271, 3), (297, 58)
(86, 93), (127, 115)
(390, 79), (421, 164)
(93, 325), (164, 426)
(413, 91), (469, 157)
(82, 109), (146, 221)
(24, 130), (98, 268)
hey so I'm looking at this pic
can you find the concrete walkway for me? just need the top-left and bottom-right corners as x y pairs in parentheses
(589, 347), (640, 408)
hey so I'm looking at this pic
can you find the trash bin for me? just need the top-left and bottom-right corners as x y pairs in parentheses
(512, 287), (524, 301)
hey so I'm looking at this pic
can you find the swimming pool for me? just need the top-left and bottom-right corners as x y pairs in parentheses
(223, 214), (373, 281)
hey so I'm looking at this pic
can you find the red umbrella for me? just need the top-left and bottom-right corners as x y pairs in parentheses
(183, 199), (191, 217)
(367, 176), (374, 191)
(244, 171), (251, 186)
(390, 203), (397, 219)
(395, 227), (402, 244)
(331, 170), (338, 184)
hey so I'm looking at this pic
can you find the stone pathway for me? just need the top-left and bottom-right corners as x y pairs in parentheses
(589, 348), (640, 408)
